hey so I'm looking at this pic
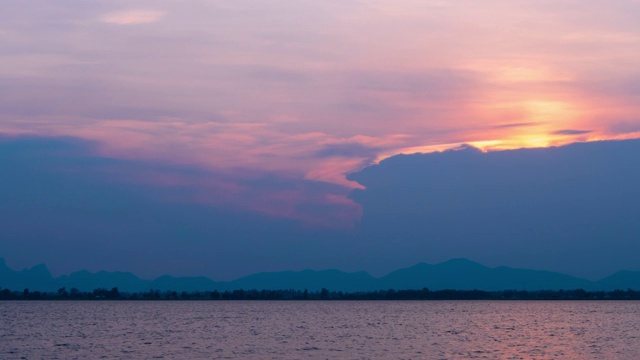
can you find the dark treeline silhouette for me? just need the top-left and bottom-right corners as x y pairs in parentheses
(3, 287), (640, 300)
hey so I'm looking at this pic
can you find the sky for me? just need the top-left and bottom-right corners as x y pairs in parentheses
(1, 1), (640, 280)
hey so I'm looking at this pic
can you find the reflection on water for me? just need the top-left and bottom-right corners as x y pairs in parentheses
(1, 301), (639, 359)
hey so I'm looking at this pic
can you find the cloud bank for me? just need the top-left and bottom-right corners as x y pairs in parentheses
(0, 136), (363, 279)
(2, 136), (640, 280)
(348, 139), (640, 279)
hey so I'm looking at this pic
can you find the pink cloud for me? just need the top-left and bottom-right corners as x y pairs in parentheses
(101, 10), (165, 25)
(2, 0), (640, 226)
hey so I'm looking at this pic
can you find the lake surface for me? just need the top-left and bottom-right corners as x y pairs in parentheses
(2, 301), (640, 359)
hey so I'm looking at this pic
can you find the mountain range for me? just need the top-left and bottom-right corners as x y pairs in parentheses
(2, 257), (640, 293)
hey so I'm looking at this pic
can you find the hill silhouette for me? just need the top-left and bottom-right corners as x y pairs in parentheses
(2, 257), (640, 293)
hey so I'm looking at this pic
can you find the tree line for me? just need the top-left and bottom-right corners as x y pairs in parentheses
(3, 287), (640, 300)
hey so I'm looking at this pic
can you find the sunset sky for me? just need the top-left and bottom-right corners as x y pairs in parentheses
(2, 1), (640, 279)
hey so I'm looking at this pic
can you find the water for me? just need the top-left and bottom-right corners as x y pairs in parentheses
(2, 301), (640, 359)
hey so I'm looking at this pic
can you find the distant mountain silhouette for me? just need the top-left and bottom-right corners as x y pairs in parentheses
(596, 270), (640, 290)
(57, 270), (148, 292)
(3, 257), (640, 292)
(378, 259), (594, 291)
(0, 258), (55, 291)
(0, 258), (219, 292)
(150, 275), (220, 292)
(231, 269), (377, 292)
